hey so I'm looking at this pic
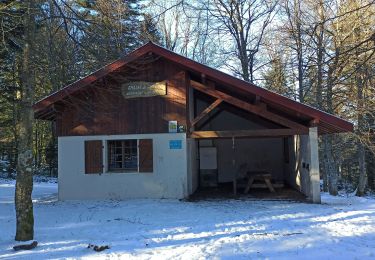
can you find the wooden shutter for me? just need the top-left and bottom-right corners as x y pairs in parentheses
(139, 139), (153, 172)
(85, 140), (103, 174)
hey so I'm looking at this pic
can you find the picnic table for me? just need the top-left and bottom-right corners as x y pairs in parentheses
(243, 171), (275, 193)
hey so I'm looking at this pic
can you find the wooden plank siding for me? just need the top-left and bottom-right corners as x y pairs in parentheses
(55, 59), (187, 136)
(34, 42), (353, 134)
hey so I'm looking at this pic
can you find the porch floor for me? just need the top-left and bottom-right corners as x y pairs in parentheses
(188, 182), (308, 202)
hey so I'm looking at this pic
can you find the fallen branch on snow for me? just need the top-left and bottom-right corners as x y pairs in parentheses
(13, 241), (38, 251)
(88, 244), (110, 252)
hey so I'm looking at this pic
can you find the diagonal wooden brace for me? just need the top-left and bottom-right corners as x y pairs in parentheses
(190, 80), (308, 131)
(191, 98), (223, 127)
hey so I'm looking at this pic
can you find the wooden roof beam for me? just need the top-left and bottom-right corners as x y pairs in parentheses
(254, 96), (267, 110)
(35, 109), (55, 120)
(190, 80), (308, 131)
(191, 129), (308, 139)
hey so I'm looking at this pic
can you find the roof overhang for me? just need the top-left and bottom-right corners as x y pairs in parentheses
(33, 42), (354, 134)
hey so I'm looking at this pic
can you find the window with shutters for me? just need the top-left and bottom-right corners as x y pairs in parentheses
(107, 140), (138, 172)
(106, 139), (153, 173)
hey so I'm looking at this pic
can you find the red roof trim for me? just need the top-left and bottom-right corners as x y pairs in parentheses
(32, 43), (153, 112)
(147, 44), (353, 132)
(33, 42), (353, 133)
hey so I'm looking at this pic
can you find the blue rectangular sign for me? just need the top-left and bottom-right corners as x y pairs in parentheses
(169, 140), (182, 149)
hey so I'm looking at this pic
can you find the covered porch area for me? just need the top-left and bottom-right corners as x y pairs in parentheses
(185, 79), (321, 203)
(187, 132), (320, 203)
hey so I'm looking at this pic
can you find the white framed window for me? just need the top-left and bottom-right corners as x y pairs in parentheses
(107, 140), (138, 172)
(100, 139), (153, 173)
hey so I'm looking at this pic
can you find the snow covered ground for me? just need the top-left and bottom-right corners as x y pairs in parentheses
(1, 179), (375, 259)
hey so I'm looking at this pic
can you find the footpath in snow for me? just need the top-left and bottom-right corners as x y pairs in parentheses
(0, 179), (375, 259)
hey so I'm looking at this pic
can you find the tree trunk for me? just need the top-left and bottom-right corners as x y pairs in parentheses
(315, 0), (324, 110)
(356, 142), (367, 196)
(323, 135), (338, 195)
(321, 160), (329, 192)
(15, 0), (35, 241)
(297, 37), (303, 103)
(315, 0), (325, 191)
(291, 0), (304, 103)
(367, 148), (375, 190)
(355, 50), (366, 196)
(15, 111), (34, 241)
(321, 42), (341, 195)
(10, 60), (19, 174)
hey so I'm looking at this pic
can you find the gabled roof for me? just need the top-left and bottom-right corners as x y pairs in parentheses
(33, 42), (353, 134)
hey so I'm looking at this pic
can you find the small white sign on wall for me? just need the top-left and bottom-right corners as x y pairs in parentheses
(168, 121), (178, 133)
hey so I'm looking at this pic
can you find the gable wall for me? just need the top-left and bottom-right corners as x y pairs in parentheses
(56, 58), (187, 136)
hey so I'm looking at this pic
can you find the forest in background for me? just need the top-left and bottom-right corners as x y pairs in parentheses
(0, 0), (374, 196)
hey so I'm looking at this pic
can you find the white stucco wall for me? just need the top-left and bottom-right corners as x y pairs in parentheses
(287, 129), (321, 203)
(58, 133), (188, 200)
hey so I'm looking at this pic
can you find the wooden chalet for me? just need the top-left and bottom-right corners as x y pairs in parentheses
(33, 42), (353, 202)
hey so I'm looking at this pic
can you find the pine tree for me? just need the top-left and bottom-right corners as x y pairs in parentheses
(263, 55), (290, 97)
(76, 0), (158, 69)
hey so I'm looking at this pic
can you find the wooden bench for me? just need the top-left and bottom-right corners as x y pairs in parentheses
(244, 172), (275, 193)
